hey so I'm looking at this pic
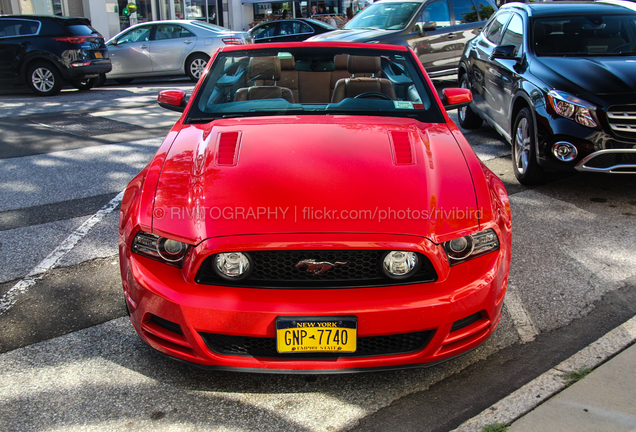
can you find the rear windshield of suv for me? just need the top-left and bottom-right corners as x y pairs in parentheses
(65, 24), (100, 36)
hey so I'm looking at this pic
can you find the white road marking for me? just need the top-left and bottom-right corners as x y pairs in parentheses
(0, 191), (124, 316)
(504, 287), (539, 343)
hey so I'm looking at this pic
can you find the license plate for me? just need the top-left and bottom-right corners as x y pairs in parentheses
(276, 317), (357, 353)
(94, 52), (103, 58)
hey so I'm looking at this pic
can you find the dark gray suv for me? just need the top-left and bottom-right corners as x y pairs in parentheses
(308, 0), (496, 78)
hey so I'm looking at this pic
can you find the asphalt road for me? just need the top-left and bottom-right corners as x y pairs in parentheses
(0, 78), (635, 432)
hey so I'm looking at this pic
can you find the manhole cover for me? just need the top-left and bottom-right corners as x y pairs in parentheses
(29, 114), (142, 137)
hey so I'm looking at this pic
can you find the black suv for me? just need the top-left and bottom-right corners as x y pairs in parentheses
(308, 0), (497, 78)
(458, 2), (636, 185)
(0, 15), (112, 96)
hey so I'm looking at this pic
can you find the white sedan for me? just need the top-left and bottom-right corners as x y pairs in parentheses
(105, 20), (246, 83)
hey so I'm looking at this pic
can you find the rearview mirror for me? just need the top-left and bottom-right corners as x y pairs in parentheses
(441, 88), (472, 110)
(158, 90), (187, 113)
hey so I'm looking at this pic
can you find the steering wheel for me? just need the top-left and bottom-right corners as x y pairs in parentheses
(354, 92), (393, 100)
(611, 43), (635, 53)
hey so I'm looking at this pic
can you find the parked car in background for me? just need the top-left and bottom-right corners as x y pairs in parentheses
(105, 20), (245, 83)
(458, 1), (636, 185)
(0, 15), (111, 96)
(307, 0), (497, 77)
(119, 42), (511, 372)
(246, 18), (335, 43)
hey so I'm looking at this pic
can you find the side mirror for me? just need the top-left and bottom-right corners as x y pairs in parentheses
(441, 88), (472, 110)
(422, 21), (437, 31)
(158, 90), (187, 113)
(491, 44), (518, 60)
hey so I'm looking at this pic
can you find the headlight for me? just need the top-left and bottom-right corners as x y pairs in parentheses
(132, 231), (189, 267)
(444, 229), (499, 265)
(214, 252), (251, 280)
(547, 90), (599, 128)
(382, 251), (420, 279)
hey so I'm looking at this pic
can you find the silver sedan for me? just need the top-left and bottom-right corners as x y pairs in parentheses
(105, 20), (246, 83)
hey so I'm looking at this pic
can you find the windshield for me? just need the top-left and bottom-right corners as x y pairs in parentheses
(187, 46), (442, 124)
(533, 15), (636, 56)
(345, 2), (421, 30)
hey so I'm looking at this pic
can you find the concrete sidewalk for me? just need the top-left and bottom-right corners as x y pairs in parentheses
(453, 315), (636, 432)
(508, 343), (636, 432)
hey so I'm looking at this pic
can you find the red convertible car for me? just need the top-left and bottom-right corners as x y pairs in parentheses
(119, 42), (511, 373)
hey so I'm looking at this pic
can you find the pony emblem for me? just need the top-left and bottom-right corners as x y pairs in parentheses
(295, 259), (347, 275)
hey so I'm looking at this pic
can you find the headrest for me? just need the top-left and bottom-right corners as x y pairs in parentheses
(347, 55), (380, 74)
(280, 56), (295, 70)
(248, 56), (281, 81)
(334, 54), (348, 70)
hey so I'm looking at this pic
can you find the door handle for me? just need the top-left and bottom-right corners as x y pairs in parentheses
(447, 33), (457, 39)
(140, 44), (148, 49)
(21, 41), (32, 46)
(184, 40), (194, 44)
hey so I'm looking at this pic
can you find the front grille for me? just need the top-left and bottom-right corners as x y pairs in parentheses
(583, 152), (636, 169)
(199, 330), (434, 358)
(607, 106), (636, 139)
(195, 250), (437, 288)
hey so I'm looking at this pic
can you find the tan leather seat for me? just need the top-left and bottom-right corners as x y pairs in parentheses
(234, 56), (295, 103)
(330, 56), (396, 103)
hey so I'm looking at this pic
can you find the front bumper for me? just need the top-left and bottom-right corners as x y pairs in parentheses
(120, 233), (509, 373)
(535, 107), (636, 173)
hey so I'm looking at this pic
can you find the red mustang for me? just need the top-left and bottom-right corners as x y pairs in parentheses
(119, 42), (511, 373)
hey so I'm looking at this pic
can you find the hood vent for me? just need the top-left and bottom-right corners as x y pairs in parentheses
(389, 131), (414, 165)
(217, 131), (241, 166)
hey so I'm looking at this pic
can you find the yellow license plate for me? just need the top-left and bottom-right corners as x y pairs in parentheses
(276, 317), (357, 353)
(94, 52), (103, 58)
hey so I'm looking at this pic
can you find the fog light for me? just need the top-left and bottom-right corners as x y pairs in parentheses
(552, 141), (578, 162)
(382, 251), (419, 279)
(215, 252), (251, 279)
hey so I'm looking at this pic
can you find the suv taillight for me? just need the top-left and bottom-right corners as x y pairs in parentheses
(52, 36), (103, 44)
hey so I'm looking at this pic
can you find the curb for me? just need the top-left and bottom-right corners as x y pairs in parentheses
(450, 314), (636, 432)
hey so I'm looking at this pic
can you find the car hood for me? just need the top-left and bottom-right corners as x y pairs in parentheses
(307, 28), (394, 42)
(531, 56), (636, 97)
(152, 116), (478, 244)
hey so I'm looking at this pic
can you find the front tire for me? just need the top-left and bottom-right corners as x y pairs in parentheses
(186, 53), (209, 82)
(27, 62), (63, 96)
(512, 108), (547, 185)
(457, 74), (482, 129)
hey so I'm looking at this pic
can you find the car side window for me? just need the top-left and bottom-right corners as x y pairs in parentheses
(451, 0), (479, 24)
(155, 24), (195, 40)
(484, 12), (511, 45)
(0, 19), (40, 37)
(500, 14), (523, 55)
(253, 23), (277, 39)
(117, 26), (152, 44)
(419, 0), (451, 29)
(299, 22), (314, 34)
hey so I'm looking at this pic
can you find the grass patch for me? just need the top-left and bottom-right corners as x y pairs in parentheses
(560, 366), (592, 387)
(482, 423), (508, 432)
